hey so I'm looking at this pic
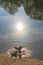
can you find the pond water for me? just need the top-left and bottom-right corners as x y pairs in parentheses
(0, 0), (43, 59)
(0, 0), (43, 19)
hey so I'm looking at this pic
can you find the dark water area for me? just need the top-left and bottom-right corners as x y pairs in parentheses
(0, 0), (43, 20)
(0, 0), (43, 60)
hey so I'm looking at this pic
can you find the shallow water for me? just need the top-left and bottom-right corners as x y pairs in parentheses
(0, 0), (43, 60)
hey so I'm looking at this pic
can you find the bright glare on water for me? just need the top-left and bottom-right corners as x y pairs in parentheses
(0, 0), (43, 60)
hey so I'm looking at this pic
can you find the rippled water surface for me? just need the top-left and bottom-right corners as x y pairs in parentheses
(0, 0), (43, 59)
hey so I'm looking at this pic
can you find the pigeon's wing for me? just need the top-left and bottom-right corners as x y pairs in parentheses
(14, 47), (18, 49)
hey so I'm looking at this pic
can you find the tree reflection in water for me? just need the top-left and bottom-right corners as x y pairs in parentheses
(0, 0), (43, 20)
